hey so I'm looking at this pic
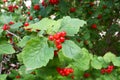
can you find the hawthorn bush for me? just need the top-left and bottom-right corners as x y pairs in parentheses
(0, 0), (120, 80)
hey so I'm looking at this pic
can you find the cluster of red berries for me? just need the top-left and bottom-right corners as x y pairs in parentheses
(83, 73), (90, 78)
(49, 0), (59, 5)
(8, 5), (18, 12)
(101, 65), (114, 74)
(33, 4), (40, 10)
(48, 31), (66, 55)
(56, 67), (74, 76)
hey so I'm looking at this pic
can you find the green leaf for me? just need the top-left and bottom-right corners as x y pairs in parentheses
(103, 52), (116, 63)
(62, 40), (82, 60)
(71, 48), (91, 71)
(59, 16), (86, 36)
(0, 74), (7, 80)
(91, 56), (102, 69)
(21, 37), (54, 70)
(0, 43), (15, 54)
(10, 22), (23, 31)
(112, 57), (120, 67)
(0, 14), (12, 24)
(17, 36), (31, 47)
(27, 18), (55, 32)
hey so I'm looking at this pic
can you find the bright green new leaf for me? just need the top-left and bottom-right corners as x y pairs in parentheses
(62, 40), (82, 60)
(59, 16), (86, 36)
(91, 56), (102, 69)
(71, 48), (91, 71)
(21, 37), (54, 70)
(0, 43), (15, 54)
(103, 52), (116, 63)
(10, 22), (23, 31)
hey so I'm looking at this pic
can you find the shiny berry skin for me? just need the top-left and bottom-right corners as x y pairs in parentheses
(84, 73), (90, 78)
(48, 35), (54, 41)
(16, 75), (21, 79)
(54, 34), (60, 40)
(2, 24), (10, 30)
(33, 4), (40, 10)
(56, 44), (62, 50)
(9, 21), (14, 25)
(108, 65), (114, 70)
(91, 24), (97, 29)
(70, 7), (76, 13)
(55, 39), (61, 45)
(29, 16), (33, 20)
(61, 31), (66, 37)
(60, 37), (65, 43)
(49, 0), (59, 5)
(24, 22), (29, 27)
(97, 14), (102, 19)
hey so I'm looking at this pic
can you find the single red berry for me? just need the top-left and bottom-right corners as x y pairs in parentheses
(97, 14), (102, 19)
(54, 50), (58, 56)
(101, 68), (106, 74)
(42, 0), (47, 7)
(84, 73), (90, 78)
(70, 7), (76, 13)
(106, 69), (112, 74)
(8, 5), (14, 12)
(60, 37), (65, 43)
(33, 4), (40, 10)
(48, 35), (54, 41)
(56, 44), (62, 50)
(61, 31), (66, 37)
(27, 12), (30, 15)
(89, 2), (94, 7)
(29, 16), (33, 20)
(49, 0), (59, 5)
(91, 24), (97, 29)
(2, 24), (10, 30)
(55, 39), (61, 45)
(108, 65), (114, 70)
(71, 75), (74, 79)
(16, 75), (21, 79)
(9, 21), (14, 25)
(54, 34), (60, 40)
(69, 68), (74, 73)
(102, 5), (107, 9)
(24, 22), (29, 27)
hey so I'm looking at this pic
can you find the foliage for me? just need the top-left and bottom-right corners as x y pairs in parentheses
(0, 0), (120, 80)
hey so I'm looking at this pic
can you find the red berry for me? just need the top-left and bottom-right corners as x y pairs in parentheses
(16, 75), (21, 79)
(108, 65), (114, 70)
(56, 44), (62, 50)
(27, 12), (30, 15)
(70, 7), (76, 13)
(106, 69), (112, 74)
(55, 39), (61, 45)
(61, 31), (66, 37)
(91, 24), (97, 29)
(60, 37), (65, 43)
(42, 0), (47, 7)
(48, 35), (54, 41)
(102, 5), (107, 9)
(2, 24), (10, 30)
(89, 2), (94, 7)
(84, 73), (90, 78)
(29, 16), (33, 20)
(49, 0), (59, 5)
(101, 68), (106, 74)
(97, 14), (102, 19)
(33, 4), (40, 10)
(8, 5), (14, 12)
(9, 21), (14, 25)
(54, 50), (58, 56)
(54, 34), (60, 40)
(14, 5), (18, 9)
(24, 22), (29, 27)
